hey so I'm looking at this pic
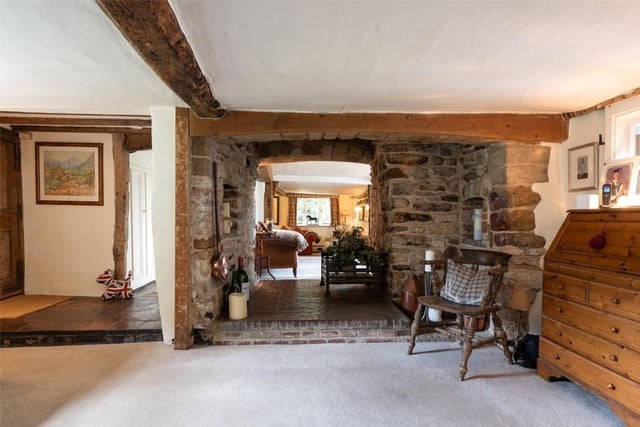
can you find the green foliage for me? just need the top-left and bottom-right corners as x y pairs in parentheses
(324, 227), (385, 271)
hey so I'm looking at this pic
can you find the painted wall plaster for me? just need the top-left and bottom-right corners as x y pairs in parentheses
(20, 132), (115, 296)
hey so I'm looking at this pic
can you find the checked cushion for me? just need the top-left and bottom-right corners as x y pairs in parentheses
(439, 258), (492, 306)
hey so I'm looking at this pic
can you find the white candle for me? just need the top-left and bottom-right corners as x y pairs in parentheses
(428, 308), (442, 322)
(229, 292), (248, 320)
(424, 249), (435, 272)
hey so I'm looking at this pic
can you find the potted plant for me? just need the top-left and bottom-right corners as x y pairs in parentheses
(324, 227), (385, 272)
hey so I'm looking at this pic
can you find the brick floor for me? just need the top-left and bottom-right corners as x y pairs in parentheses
(211, 279), (411, 345)
(0, 275), (418, 347)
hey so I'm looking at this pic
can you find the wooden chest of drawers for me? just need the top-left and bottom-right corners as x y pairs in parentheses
(538, 209), (640, 426)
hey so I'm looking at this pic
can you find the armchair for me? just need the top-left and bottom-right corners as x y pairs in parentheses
(407, 246), (513, 381)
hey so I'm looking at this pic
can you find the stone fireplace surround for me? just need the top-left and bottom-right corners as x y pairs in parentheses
(188, 136), (550, 344)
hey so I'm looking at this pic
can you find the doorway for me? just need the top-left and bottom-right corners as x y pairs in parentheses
(127, 151), (155, 289)
(0, 128), (24, 300)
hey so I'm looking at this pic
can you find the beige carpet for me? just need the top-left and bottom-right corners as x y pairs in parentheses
(0, 295), (71, 319)
(0, 342), (625, 427)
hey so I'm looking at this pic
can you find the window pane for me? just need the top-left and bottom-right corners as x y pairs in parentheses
(296, 198), (331, 226)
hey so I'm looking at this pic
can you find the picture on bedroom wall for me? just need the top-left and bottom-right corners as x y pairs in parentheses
(568, 142), (597, 192)
(36, 142), (104, 205)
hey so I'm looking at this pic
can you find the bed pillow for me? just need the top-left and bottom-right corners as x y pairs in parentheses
(439, 259), (491, 306)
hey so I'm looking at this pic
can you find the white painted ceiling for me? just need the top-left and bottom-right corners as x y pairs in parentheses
(2, 1), (640, 193)
(171, 0), (640, 114)
(270, 161), (371, 196)
(1, 1), (639, 116)
(0, 0), (186, 115)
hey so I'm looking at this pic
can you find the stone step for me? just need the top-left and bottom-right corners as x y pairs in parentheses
(0, 329), (163, 347)
(210, 317), (411, 345)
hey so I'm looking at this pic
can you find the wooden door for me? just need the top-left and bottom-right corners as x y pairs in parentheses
(128, 163), (155, 288)
(0, 128), (24, 299)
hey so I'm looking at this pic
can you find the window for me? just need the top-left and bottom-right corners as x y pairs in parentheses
(610, 105), (640, 159)
(296, 197), (331, 226)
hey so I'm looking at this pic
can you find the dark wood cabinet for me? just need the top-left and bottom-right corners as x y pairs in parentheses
(538, 209), (640, 425)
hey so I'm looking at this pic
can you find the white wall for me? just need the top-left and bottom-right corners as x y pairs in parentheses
(529, 109), (606, 334)
(534, 111), (604, 246)
(151, 107), (176, 345)
(20, 132), (115, 296)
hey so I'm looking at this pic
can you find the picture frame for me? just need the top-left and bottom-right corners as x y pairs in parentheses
(602, 156), (640, 205)
(35, 142), (103, 205)
(568, 142), (597, 192)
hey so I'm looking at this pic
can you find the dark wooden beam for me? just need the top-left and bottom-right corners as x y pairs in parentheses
(190, 110), (568, 143)
(10, 125), (150, 135)
(0, 113), (150, 128)
(125, 133), (152, 151)
(0, 127), (20, 143)
(174, 107), (192, 350)
(563, 87), (640, 119)
(96, 0), (225, 118)
(112, 134), (130, 280)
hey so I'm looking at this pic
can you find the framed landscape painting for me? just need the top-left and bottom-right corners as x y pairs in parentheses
(35, 142), (103, 205)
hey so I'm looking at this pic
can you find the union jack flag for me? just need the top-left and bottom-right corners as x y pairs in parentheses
(97, 270), (134, 300)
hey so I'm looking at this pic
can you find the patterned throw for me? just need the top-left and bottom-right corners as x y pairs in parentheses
(439, 259), (491, 306)
(96, 269), (134, 300)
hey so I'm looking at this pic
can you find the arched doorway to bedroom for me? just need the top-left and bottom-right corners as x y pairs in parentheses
(253, 138), (381, 265)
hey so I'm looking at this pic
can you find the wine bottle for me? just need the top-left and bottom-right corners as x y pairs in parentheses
(229, 271), (241, 295)
(235, 256), (249, 294)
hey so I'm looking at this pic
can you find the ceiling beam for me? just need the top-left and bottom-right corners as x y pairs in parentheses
(95, 0), (225, 118)
(0, 113), (150, 128)
(190, 110), (568, 143)
(562, 87), (640, 119)
(10, 125), (150, 135)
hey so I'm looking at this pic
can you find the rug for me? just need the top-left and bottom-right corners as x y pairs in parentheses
(0, 295), (72, 319)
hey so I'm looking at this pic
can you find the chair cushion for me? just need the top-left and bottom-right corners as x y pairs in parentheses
(440, 259), (491, 306)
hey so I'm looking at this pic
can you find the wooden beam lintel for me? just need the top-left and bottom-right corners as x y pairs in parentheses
(10, 125), (151, 135)
(125, 133), (152, 151)
(190, 110), (568, 143)
(0, 114), (150, 128)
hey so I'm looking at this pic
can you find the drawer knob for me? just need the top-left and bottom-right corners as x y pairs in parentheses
(607, 383), (616, 391)
(557, 307), (563, 313)
(557, 284), (564, 290)
(555, 330), (562, 337)
(610, 326), (619, 334)
(610, 355), (618, 362)
(611, 298), (620, 305)
(553, 354), (560, 360)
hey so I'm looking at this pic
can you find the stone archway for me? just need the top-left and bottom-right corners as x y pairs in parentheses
(187, 136), (551, 345)
(255, 138), (382, 246)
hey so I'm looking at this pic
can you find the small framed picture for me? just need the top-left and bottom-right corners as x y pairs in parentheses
(36, 142), (104, 205)
(568, 142), (597, 192)
(602, 156), (639, 205)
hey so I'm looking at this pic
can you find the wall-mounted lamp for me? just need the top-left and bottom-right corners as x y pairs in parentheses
(598, 134), (605, 145)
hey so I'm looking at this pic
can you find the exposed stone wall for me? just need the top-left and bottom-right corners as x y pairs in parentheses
(488, 143), (550, 336)
(375, 141), (550, 338)
(190, 137), (258, 333)
(374, 141), (464, 295)
(187, 137), (549, 341)
(256, 139), (374, 164)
